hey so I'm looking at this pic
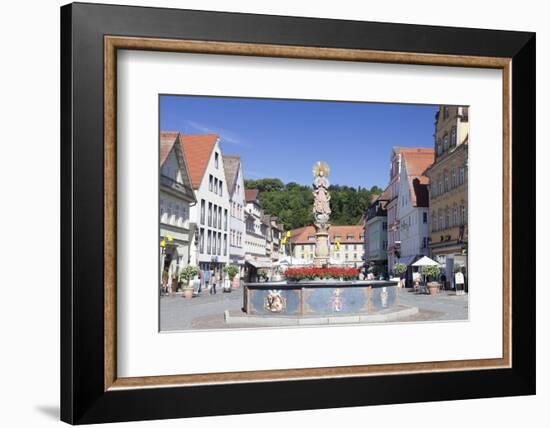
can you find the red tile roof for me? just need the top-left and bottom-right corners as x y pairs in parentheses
(409, 176), (430, 207)
(245, 189), (259, 203)
(179, 133), (219, 189)
(159, 131), (180, 166)
(289, 225), (365, 245)
(401, 149), (434, 208)
(401, 149), (435, 176)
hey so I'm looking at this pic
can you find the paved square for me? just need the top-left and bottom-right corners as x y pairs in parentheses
(160, 287), (468, 331)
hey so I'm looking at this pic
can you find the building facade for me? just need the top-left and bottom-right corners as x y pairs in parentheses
(159, 132), (197, 291)
(396, 149), (434, 267)
(289, 225), (365, 268)
(386, 147), (434, 273)
(244, 189), (272, 280)
(179, 133), (230, 277)
(223, 155), (246, 272)
(424, 106), (469, 288)
(365, 187), (390, 273)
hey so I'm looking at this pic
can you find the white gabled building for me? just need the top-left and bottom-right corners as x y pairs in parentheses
(396, 149), (434, 284)
(222, 155), (246, 272)
(243, 189), (271, 281)
(179, 133), (230, 278)
(159, 132), (197, 291)
(244, 189), (267, 257)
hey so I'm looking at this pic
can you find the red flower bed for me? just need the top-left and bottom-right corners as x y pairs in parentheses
(284, 267), (359, 281)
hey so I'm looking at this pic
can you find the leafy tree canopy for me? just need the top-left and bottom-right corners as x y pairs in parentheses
(244, 178), (382, 230)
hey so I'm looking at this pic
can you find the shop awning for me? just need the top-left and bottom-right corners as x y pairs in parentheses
(396, 255), (417, 266)
(245, 258), (273, 268)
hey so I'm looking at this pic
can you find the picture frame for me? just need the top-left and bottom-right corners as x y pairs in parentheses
(61, 2), (535, 424)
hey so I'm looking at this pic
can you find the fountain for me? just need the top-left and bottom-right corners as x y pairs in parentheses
(228, 162), (415, 325)
(312, 161), (331, 266)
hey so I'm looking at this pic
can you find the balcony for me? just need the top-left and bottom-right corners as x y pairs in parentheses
(160, 175), (195, 200)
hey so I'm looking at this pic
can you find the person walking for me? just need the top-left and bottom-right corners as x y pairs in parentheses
(210, 268), (219, 295)
(454, 268), (465, 295)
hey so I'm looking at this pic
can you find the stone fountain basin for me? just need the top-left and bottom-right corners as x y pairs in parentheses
(243, 280), (399, 316)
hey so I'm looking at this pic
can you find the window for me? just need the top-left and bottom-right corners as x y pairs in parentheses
(453, 207), (458, 226)
(208, 202), (212, 227)
(215, 152), (219, 168)
(437, 139), (442, 156)
(444, 175), (449, 192)
(432, 211), (437, 231)
(218, 206), (222, 229)
(214, 178), (218, 195)
(207, 230), (212, 254)
(223, 234), (227, 255)
(443, 134), (449, 151)
(461, 205), (466, 225)
(224, 209), (228, 230)
(423, 212), (428, 223)
(347, 234), (354, 240)
(438, 178), (443, 195)
(444, 106), (449, 119)
(459, 166), (466, 185)
(451, 168), (456, 189)
(200, 199), (205, 225)
(445, 208), (450, 229)
(209, 174), (213, 192)
(219, 180), (223, 196)
(439, 212), (443, 230)
(199, 228), (205, 253)
(422, 237), (427, 248)
(432, 181), (437, 197)
(451, 126), (457, 146)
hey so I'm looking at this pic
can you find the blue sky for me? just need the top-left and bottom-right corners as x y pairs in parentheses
(160, 95), (438, 189)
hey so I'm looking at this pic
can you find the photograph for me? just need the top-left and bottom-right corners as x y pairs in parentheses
(158, 95), (469, 331)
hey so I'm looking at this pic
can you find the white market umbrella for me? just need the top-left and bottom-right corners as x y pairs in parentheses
(412, 256), (439, 267)
(412, 256), (439, 286)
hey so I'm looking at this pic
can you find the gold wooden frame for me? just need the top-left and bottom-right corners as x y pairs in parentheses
(104, 36), (512, 391)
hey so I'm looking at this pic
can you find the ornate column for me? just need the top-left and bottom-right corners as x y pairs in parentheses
(312, 161), (331, 267)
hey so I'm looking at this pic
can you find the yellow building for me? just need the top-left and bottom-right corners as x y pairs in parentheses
(424, 106), (469, 289)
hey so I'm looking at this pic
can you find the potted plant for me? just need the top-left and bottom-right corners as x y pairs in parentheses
(223, 265), (239, 292)
(421, 265), (441, 295)
(179, 265), (199, 299)
(257, 268), (268, 282)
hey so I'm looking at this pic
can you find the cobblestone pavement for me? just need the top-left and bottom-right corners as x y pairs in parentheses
(160, 287), (468, 331)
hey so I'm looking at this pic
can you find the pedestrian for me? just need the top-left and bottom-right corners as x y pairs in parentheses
(197, 270), (203, 294)
(440, 273), (447, 290)
(210, 269), (219, 295)
(454, 269), (465, 295)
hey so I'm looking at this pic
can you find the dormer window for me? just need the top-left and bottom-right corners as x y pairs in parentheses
(443, 134), (449, 151)
(214, 152), (219, 169)
(443, 106), (449, 119)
